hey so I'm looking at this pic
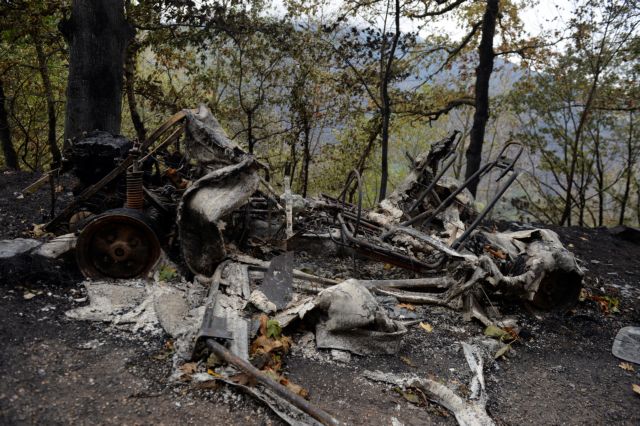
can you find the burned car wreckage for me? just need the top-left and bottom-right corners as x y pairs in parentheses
(8, 106), (583, 425)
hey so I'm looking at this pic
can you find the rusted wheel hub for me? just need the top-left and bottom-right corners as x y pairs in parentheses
(76, 209), (161, 279)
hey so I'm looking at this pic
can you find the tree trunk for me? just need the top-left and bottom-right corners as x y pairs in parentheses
(464, 0), (499, 197)
(124, 43), (146, 142)
(593, 126), (604, 226)
(0, 79), (19, 170)
(33, 33), (62, 169)
(247, 110), (254, 154)
(377, 0), (401, 202)
(559, 70), (601, 225)
(61, 0), (133, 141)
(300, 123), (311, 198)
(287, 132), (297, 187)
(619, 111), (634, 225)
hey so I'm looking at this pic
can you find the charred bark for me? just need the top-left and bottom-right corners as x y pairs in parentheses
(0, 79), (19, 170)
(61, 0), (134, 141)
(464, 0), (499, 197)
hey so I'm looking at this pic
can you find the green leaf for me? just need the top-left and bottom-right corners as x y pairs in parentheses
(484, 325), (509, 340)
(402, 391), (420, 404)
(158, 265), (177, 282)
(266, 319), (282, 339)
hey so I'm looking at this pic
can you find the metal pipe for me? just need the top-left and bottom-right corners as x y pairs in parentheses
(451, 170), (520, 249)
(381, 162), (493, 239)
(338, 170), (363, 237)
(205, 338), (341, 426)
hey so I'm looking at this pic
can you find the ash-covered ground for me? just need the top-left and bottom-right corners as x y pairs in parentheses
(1, 170), (639, 425)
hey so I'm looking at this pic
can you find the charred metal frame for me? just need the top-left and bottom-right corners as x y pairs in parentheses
(382, 142), (523, 250)
(321, 143), (523, 273)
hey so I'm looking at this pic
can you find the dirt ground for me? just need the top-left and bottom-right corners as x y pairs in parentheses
(1, 170), (639, 425)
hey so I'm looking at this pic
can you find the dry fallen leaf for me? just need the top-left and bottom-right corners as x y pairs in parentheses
(419, 322), (433, 333)
(400, 356), (416, 367)
(230, 372), (257, 387)
(578, 288), (589, 302)
(250, 315), (292, 373)
(633, 384), (640, 396)
(195, 380), (220, 390)
(494, 344), (511, 359)
(397, 303), (416, 311)
(401, 390), (420, 404)
(484, 244), (507, 259)
(207, 368), (222, 378)
(31, 223), (47, 238)
(619, 362), (635, 372)
(179, 362), (198, 374)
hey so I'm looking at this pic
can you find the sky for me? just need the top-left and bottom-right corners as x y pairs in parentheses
(269, 0), (575, 40)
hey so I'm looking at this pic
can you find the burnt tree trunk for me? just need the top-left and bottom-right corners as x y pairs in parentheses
(0, 79), (19, 170)
(464, 0), (499, 197)
(33, 33), (62, 169)
(61, 0), (133, 142)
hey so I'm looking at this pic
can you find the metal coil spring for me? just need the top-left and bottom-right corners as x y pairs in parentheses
(126, 170), (144, 210)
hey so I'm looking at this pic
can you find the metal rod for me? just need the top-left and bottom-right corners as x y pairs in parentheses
(137, 126), (183, 166)
(357, 277), (454, 290)
(336, 214), (434, 272)
(338, 170), (363, 237)
(390, 161), (493, 234)
(205, 338), (341, 426)
(451, 170), (520, 249)
(45, 155), (135, 231)
(383, 225), (467, 259)
(384, 142), (524, 240)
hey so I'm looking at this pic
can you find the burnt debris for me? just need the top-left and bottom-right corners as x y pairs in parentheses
(5, 106), (585, 426)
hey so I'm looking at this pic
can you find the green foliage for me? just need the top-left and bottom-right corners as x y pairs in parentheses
(1, 1), (67, 171)
(158, 264), (178, 282)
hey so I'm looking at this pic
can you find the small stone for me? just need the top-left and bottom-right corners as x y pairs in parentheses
(330, 349), (351, 363)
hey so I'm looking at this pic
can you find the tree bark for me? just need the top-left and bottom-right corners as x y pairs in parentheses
(464, 0), (499, 197)
(61, 0), (133, 141)
(33, 33), (62, 169)
(593, 125), (604, 226)
(300, 123), (311, 198)
(378, 0), (401, 202)
(619, 111), (634, 225)
(247, 110), (254, 154)
(0, 79), (19, 170)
